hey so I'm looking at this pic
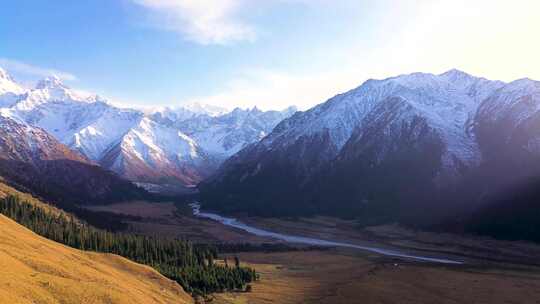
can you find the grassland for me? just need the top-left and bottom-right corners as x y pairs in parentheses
(213, 250), (540, 304)
(0, 183), (193, 304)
(84, 201), (540, 303)
(0, 214), (193, 304)
(86, 201), (272, 243)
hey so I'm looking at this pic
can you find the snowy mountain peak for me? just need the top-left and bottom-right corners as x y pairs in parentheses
(200, 70), (540, 219)
(0, 67), (11, 80)
(231, 107), (244, 114)
(439, 68), (472, 80)
(183, 102), (229, 117)
(0, 67), (297, 186)
(506, 78), (539, 89)
(35, 75), (65, 90)
(0, 67), (25, 97)
(283, 105), (298, 113)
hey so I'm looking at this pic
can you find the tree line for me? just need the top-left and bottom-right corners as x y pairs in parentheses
(0, 195), (257, 295)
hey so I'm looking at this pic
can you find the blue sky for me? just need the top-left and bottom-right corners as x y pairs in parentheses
(1, 0), (539, 110)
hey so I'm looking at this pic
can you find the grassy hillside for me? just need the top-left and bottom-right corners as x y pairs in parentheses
(0, 214), (193, 304)
(0, 181), (258, 296)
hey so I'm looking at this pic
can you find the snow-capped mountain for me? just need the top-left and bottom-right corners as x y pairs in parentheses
(183, 102), (230, 117)
(148, 102), (228, 123)
(0, 68), (25, 108)
(171, 106), (297, 159)
(475, 78), (540, 161)
(0, 69), (296, 186)
(200, 69), (540, 218)
(0, 113), (147, 206)
(100, 117), (214, 185)
(0, 112), (88, 163)
(3, 75), (144, 160)
(230, 69), (504, 178)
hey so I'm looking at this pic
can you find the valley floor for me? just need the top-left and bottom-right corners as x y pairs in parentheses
(87, 201), (540, 303)
(213, 250), (540, 304)
(88, 201), (540, 266)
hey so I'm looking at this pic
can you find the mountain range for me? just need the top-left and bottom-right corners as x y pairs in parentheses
(0, 113), (147, 208)
(0, 68), (296, 189)
(200, 69), (540, 232)
(3, 65), (540, 241)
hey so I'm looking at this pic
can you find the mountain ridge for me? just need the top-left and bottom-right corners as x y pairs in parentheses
(0, 114), (148, 207)
(200, 69), (540, 229)
(0, 70), (296, 186)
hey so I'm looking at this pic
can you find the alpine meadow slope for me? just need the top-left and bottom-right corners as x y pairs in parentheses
(0, 213), (193, 304)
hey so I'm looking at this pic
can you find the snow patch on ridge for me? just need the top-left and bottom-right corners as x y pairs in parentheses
(261, 70), (508, 177)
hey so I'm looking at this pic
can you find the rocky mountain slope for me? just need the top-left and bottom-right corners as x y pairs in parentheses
(0, 114), (147, 207)
(200, 70), (540, 224)
(0, 68), (295, 186)
(168, 106), (297, 160)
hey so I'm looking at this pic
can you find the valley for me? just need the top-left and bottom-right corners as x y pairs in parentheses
(3, 56), (540, 304)
(213, 250), (540, 304)
(87, 200), (540, 267)
(87, 200), (540, 303)
(2, 2), (540, 303)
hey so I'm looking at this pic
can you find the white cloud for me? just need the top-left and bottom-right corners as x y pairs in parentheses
(369, 0), (540, 82)
(184, 68), (366, 111)
(132, 0), (256, 45)
(185, 0), (540, 110)
(0, 58), (77, 81)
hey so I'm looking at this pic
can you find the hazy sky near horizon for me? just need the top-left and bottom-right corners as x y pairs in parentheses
(1, 0), (539, 110)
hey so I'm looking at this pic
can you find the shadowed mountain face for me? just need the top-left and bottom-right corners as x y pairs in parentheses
(461, 177), (540, 242)
(200, 71), (540, 237)
(314, 97), (446, 220)
(0, 115), (147, 207)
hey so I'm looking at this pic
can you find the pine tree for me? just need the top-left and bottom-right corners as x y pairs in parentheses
(0, 195), (257, 296)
